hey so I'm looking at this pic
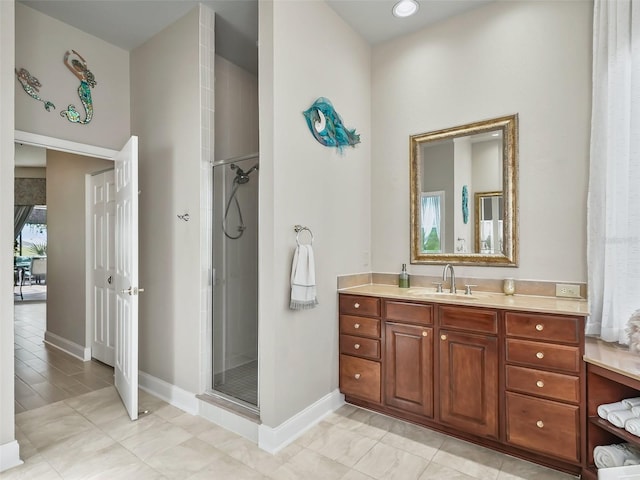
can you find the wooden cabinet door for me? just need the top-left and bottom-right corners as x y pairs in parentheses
(439, 329), (499, 439)
(384, 323), (433, 417)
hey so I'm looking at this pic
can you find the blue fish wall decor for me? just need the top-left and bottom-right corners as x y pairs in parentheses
(302, 97), (360, 151)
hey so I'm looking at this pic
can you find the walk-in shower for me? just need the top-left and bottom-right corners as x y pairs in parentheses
(211, 153), (259, 411)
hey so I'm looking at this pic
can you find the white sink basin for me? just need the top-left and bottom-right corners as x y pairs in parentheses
(404, 288), (495, 301)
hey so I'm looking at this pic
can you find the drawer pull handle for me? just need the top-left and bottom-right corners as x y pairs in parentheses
(536, 324), (544, 331)
(354, 343), (360, 349)
(536, 380), (545, 388)
(354, 323), (360, 329)
(536, 352), (545, 359)
(536, 420), (544, 428)
(441, 334), (447, 340)
(354, 373), (361, 380)
(422, 331), (428, 337)
(354, 303), (360, 309)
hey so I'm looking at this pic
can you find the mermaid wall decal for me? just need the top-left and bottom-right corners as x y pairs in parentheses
(60, 50), (96, 124)
(15, 68), (55, 111)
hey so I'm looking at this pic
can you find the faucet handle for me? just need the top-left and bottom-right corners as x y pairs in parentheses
(464, 284), (477, 295)
(432, 282), (443, 293)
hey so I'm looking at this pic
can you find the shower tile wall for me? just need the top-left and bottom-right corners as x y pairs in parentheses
(213, 54), (259, 376)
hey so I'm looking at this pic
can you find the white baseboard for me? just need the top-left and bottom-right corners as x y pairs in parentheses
(44, 331), (91, 361)
(138, 371), (199, 415)
(258, 389), (344, 454)
(198, 399), (259, 443)
(0, 440), (23, 473)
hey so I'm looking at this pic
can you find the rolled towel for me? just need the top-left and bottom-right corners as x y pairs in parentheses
(608, 409), (637, 428)
(598, 401), (627, 419)
(623, 398), (640, 408)
(626, 418), (640, 437)
(594, 443), (640, 468)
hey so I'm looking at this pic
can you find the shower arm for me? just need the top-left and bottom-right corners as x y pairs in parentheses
(211, 152), (259, 169)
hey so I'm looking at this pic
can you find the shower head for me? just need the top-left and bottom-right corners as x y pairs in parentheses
(230, 163), (259, 184)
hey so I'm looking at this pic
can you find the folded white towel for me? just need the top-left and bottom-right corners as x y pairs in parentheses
(623, 398), (640, 408)
(598, 401), (627, 419)
(594, 443), (640, 468)
(626, 418), (640, 437)
(608, 409), (638, 428)
(289, 244), (318, 310)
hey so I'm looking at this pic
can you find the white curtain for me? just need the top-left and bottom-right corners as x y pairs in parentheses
(587, 0), (640, 343)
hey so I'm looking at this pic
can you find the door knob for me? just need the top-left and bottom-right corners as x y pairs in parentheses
(107, 275), (112, 284)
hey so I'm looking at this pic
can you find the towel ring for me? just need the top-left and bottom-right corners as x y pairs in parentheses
(294, 225), (314, 246)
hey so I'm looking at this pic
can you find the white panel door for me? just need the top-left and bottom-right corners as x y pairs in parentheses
(114, 136), (140, 421)
(91, 170), (116, 366)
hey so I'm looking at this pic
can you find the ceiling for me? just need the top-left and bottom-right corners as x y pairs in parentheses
(19, 0), (490, 70)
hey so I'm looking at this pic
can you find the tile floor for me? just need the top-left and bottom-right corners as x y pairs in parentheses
(6, 302), (579, 480)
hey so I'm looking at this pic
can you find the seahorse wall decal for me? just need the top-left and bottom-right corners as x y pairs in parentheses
(60, 50), (96, 125)
(15, 68), (55, 111)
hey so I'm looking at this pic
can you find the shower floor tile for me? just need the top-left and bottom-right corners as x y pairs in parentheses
(214, 360), (258, 406)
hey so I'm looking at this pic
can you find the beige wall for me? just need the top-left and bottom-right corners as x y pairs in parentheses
(259, 0), (372, 427)
(15, 3), (130, 149)
(371, 0), (592, 283)
(46, 150), (112, 347)
(131, 7), (203, 393)
(0, 0), (17, 466)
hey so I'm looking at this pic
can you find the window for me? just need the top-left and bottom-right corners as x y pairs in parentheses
(420, 191), (444, 253)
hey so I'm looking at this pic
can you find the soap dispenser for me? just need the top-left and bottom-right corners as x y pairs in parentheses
(399, 264), (410, 288)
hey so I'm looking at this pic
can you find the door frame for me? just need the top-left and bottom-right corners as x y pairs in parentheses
(15, 130), (118, 359)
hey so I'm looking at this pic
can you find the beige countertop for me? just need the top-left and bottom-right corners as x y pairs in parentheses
(338, 284), (589, 316)
(584, 336), (640, 383)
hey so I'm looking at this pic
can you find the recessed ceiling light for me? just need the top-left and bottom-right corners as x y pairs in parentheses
(392, 0), (419, 18)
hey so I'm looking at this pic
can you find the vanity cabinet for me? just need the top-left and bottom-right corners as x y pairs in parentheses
(438, 305), (499, 439)
(339, 295), (382, 404)
(384, 300), (433, 417)
(504, 312), (583, 464)
(338, 291), (587, 477)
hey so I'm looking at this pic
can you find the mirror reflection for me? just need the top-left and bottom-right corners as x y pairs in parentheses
(410, 115), (518, 266)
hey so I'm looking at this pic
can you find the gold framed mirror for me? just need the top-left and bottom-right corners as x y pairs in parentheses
(409, 114), (518, 266)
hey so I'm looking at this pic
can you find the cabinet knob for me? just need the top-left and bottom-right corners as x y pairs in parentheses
(536, 324), (544, 331)
(536, 380), (544, 388)
(354, 323), (360, 329)
(354, 302), (360, 309)
(441, 334), (447, 340)
(422, 331), (428, 337)
(536, 420), (544, 428)
(354, 343), (360, 349)
(536, 352), (544, 359)
(354, 373), (361, 380)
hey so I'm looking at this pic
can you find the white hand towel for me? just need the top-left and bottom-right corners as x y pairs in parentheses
(598, 401), (627, 419)
(608, 409), (637, 428)
(594, 443), (640, 468)
(289, 244), (318, 310)
(626, 418), (640, 437)
(623, 397), (640, 408)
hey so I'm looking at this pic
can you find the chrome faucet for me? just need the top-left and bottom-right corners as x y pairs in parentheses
(443, 263), (456, 293)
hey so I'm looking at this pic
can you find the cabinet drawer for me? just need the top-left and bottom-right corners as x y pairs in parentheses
(340, 315), (380, 338)
(384, 300), (433, 326)
(505, 339), (581, 373)
(505, 312), (580, 344)
(506, 392), (580, 463)
(340, 334), (380, 360)
(506, 365), (580, 404)
(339, 354), (381, 403)
(339, 295), (380, 317)
(439, 305), (498, 334)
